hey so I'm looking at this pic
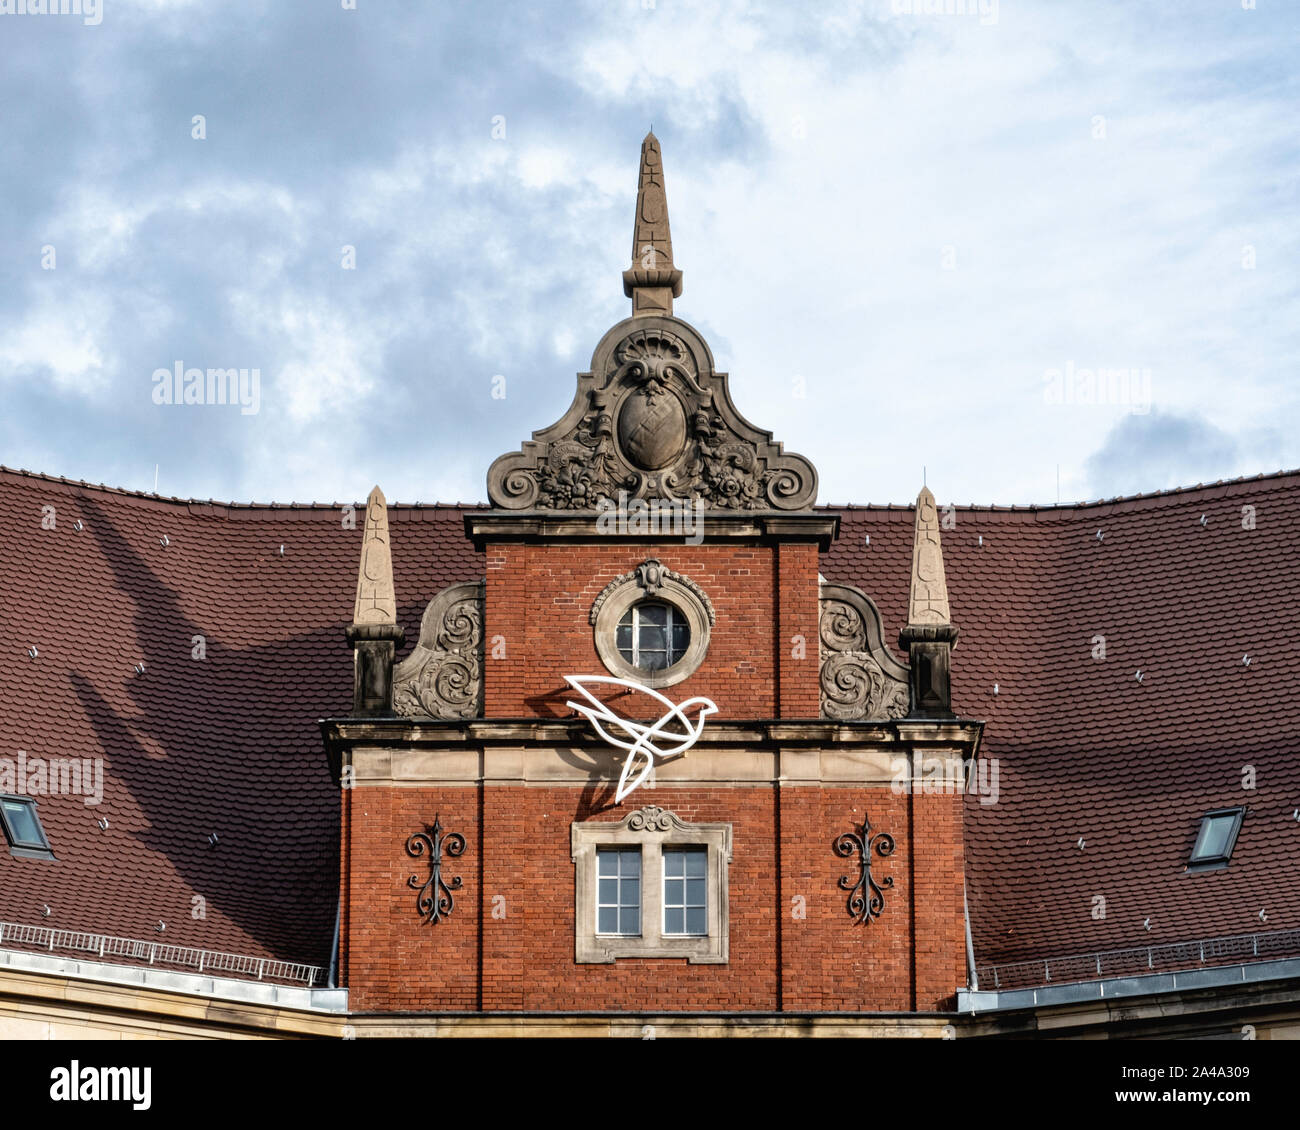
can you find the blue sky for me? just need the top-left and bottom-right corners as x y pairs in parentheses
(1, 0), (1297, 506)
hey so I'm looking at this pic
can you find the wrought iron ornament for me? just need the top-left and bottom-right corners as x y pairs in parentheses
(834, 813), (896, 925)
(406, 815), (466, 924)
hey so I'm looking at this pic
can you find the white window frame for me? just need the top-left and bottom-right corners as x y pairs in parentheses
(590, 564), (714, 689)
(571, 806), (731, 963)
(617, 601), (690, 671)
(661, 845), (708, 936)
(595, 846), (642, 937)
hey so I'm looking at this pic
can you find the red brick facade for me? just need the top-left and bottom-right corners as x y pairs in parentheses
(337, 532), (971, 1016)
(483, 542), (819, 720)
(340, 783), (966, 1013)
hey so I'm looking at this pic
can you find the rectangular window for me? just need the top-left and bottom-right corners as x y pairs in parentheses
(573, 811), (731, 963)
(596, 847), (641, 936)
(0, 795), (55, 860)
(662, 846), (707, 935)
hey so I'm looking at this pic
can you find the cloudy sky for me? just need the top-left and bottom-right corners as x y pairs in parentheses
(2, 0), (1296, 507)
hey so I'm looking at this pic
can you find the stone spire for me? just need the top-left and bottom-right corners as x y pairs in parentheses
(899, 486), (959, 718)
(906, 486), (951, 627)
(622, 131), (684, 318)
(345, 485), (405, 716)
(352, 485), (397, 625)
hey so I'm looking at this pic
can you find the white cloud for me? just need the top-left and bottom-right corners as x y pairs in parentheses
(3, 1), (1297, 507)
(0, 300), (109, 392)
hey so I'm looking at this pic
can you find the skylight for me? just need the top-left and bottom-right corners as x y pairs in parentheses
(0, 796), (55, 860)
(1187, 808), (1243, 870)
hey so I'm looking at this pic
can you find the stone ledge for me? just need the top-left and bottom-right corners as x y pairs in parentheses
(322, 716), (983, 783)
(345, 1012), (955, 1038)
(0, 957), (348, 1039)
(464, 510), (839, 549)
(322, 716), (982, 747)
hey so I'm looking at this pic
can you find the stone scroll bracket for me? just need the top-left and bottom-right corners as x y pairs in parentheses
(818, 582), (910, 721)
(393, 580), (485, 720)
(486, 315), (818, 513)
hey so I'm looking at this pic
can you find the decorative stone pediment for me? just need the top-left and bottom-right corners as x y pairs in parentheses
(486, 316), (818, 512)
(393, 581), (485, 719)
(819, 583), (910, 721)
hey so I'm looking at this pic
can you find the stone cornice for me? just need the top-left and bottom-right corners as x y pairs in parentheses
(464, 510), (839, 549)
(320, 716), (981, 746)
(319, 715), (983, 784)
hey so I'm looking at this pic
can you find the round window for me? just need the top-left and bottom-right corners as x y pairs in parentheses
(590, 561), (714, 688)
(615, 601), (690, 672)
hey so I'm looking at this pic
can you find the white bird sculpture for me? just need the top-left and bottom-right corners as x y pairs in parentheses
(563, 675), (718, 803)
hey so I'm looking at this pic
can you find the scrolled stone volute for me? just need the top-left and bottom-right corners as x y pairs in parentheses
(393, 581), (485, 719)
(818, 583), (910, 721)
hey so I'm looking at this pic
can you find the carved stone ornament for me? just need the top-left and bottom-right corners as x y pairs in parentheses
(393, 580), (484, 719)
(907, 485), (952, 626)
(622, 132), (683, 317)
(486, 317), (818, 512)
(626, 805), (686, 832)
(819, 582), (910, 720)
(589, 559), (715, 627)
(589, 559), (714, 687)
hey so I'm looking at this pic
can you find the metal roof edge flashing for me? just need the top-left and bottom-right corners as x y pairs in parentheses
(0, 946), (348, 1013)
(957, 955), (1300, 1014)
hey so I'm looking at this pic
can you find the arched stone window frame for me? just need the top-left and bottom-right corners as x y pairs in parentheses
(590, 559), (714, 688)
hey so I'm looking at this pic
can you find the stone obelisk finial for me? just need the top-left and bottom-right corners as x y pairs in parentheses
(344, 486), (405, 716)
(622, 131), (684, 317)
(352, 485), (397, 625)
(907, 486), (951, 626)
(899, 486), (959, 718)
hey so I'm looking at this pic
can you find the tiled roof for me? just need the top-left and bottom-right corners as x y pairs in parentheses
(821, 470), (1300, 968)
(1, 464), (1296, 981)
(0, 467), (481, 979)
